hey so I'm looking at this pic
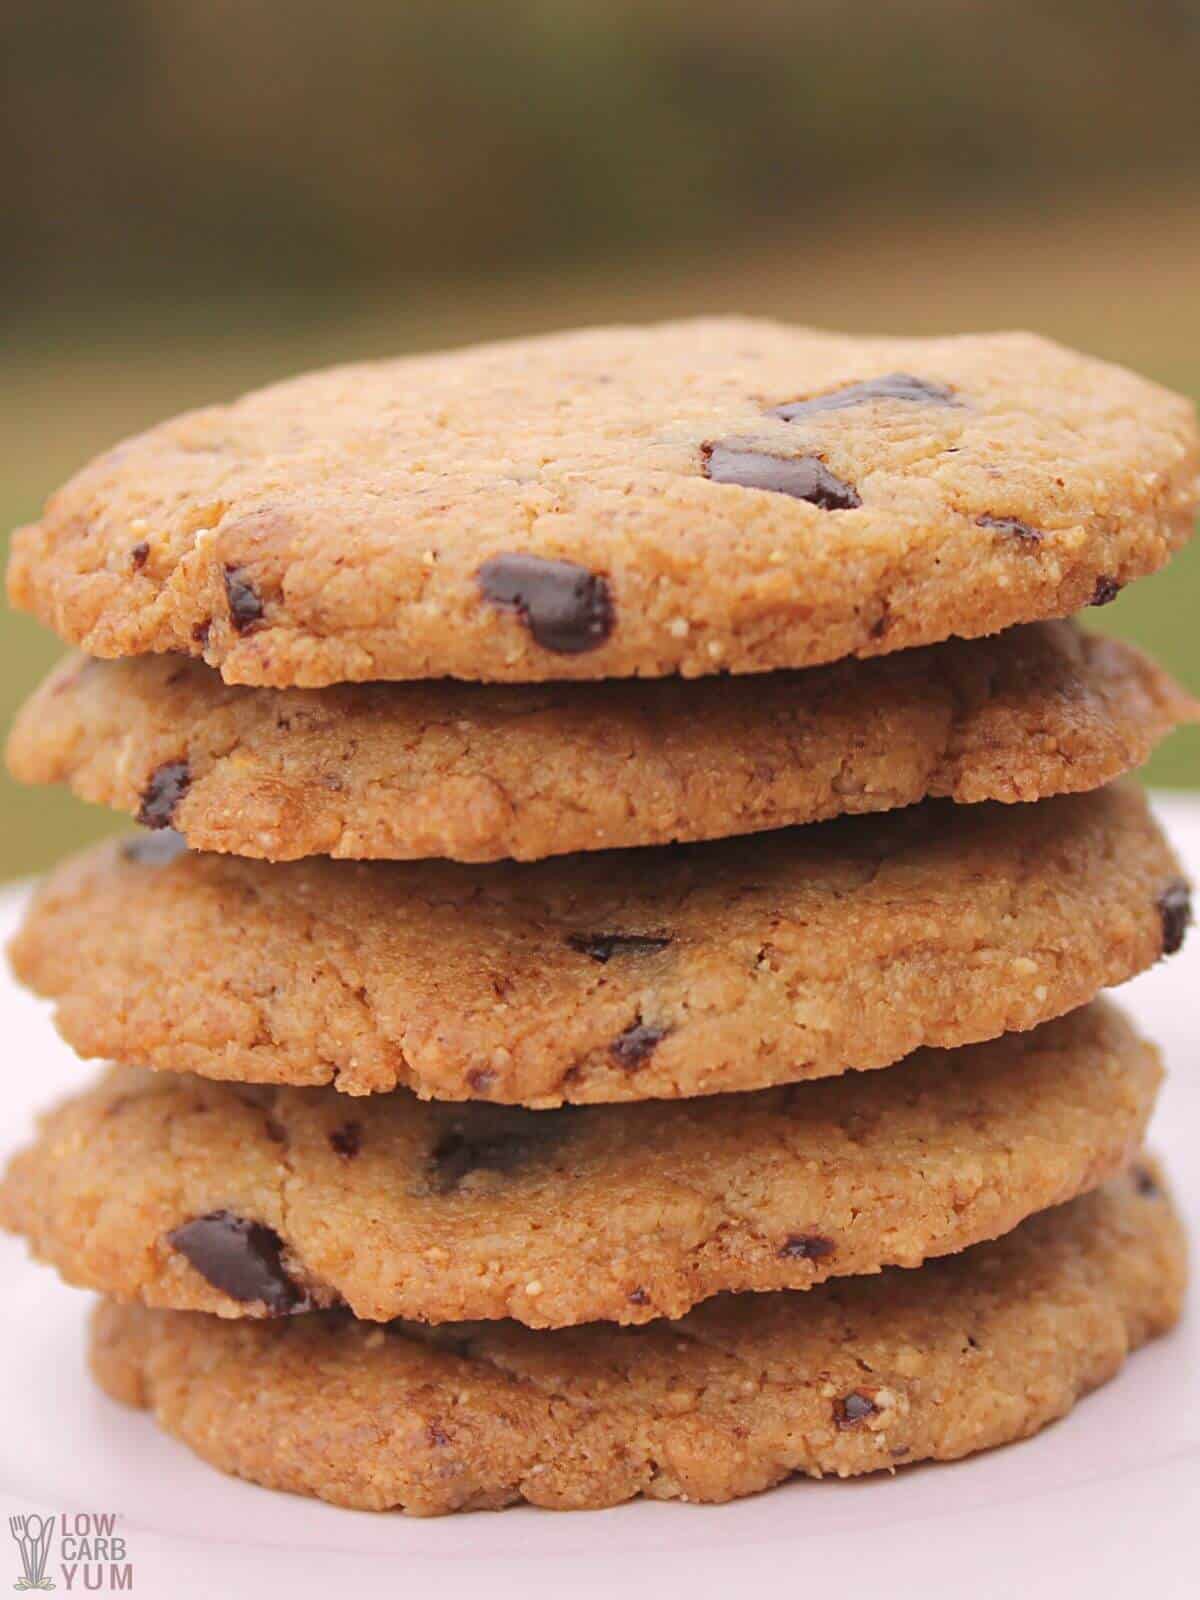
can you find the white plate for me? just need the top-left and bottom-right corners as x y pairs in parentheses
(0, 802), (1197, 1600)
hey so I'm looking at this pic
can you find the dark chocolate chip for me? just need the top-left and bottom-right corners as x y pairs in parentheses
(137, 761), (191, 829)
(192, 621), (212, 648)
(329, 1122), (362, 1159)
(477, 554), (614, 654)
(779, 1233), (836, 1261)
(833, 1390), (878, 1428)
(120, 829), (187, 866)
(130, 540), (150, 571)
(1090, 575), (1122, 607)
(466, 1068), (496, 1095)
(703, 444), (861, 509)
(628, 1287), (651, 1306)
(167, 1211), (305, 1314)
(429, 1108), (557, 1193)
(224, 566), (266, 633)
(1133, 1165), (1159, 1197)
(610, 1020), (670, 1070)
(426, 1423), (451, 1448)
(769, 373), (958, 420)
(1158, 879), (1192, 956)
(567, 932), (672, 963)
(976, 513), (1043, 543)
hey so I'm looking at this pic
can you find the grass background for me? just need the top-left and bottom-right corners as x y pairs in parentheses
(2, 1), (1198, 879)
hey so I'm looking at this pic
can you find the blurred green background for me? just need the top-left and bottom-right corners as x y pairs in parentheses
(2, 0), (1198, 879)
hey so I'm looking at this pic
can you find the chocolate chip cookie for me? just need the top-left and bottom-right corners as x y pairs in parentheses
(9, 320), (1197, 686)
(0, 1002), (1158, 1327)
(87, 1166), (1185, 1513)
(9, 622), (1194, 861)
(10, 783), (1186, 1103)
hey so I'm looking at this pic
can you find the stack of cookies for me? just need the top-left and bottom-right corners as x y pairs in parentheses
(2, 320), (1197, 1516)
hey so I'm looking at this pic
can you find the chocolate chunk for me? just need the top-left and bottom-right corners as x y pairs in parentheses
(329, 1122), (362, 1159)
(1090, 575), (1122, 607)
(976, 513), (1043, 543)
(167, 1211), (305, 1314)
(120, 829), (187, 866)
(779, 1233), (836, 1261)
(426, 1423), (451, 1448)
(1133, 1165), (1159, 1197)
(130, 540), (149, 571)
(703, 444), (861, 509)
(137, 761), (191, 829)
(833, 1390), (878, 1428)
(610, 1020), (670, 1070)
(770, 373), (958, 420)
(466, 1068), (496, 1095)
(477, 554), (614, 654)
(224, 566), (266, 633)
(429, 1108), (556, 1193)
(567, 932), (672, 963)
(628, 1287), (651, 1306)
(1158, 879), (1191, 956)
(192, 620), (212, 648)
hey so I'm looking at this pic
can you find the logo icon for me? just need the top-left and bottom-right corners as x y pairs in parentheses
(8, 1517), (56, 1592)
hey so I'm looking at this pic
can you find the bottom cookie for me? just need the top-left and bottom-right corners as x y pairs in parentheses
(91, 1164), (1184, 1516)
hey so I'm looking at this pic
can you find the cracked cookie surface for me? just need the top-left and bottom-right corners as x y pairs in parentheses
(9, 783), (1187, 1103)
(9, 622), (1195, 862)
(9, 319), (1197, 686)
(0, 1002), (1159, 1327)
(87, 1166), (1186, 1513)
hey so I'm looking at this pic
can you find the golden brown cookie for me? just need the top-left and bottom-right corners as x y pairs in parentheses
(0, 1002), (1158, 1328)
(9, 783), (1187, 1104)
(88, 1165), (1186, 1514)
(9, 623), (1195, 862)
(9, 320), (1197, 686)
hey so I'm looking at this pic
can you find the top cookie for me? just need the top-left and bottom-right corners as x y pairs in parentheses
(8, 320), (1197, 686)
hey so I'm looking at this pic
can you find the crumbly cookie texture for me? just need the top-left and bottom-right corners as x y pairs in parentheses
(88, 1166), (1186, 1514)
(0, 1002), (1157, 1328)
(10, 783), (1186, 1104)
(8, 320), (1197, 687)
(9, 623), (1195, 862)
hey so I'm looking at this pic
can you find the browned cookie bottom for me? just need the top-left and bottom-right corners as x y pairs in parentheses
(10, 783), (1187, 1104)
(0, 1001), (1161, 1328)
(90, 1165), (1185, 1515)
(9, 622), (1195, 863)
